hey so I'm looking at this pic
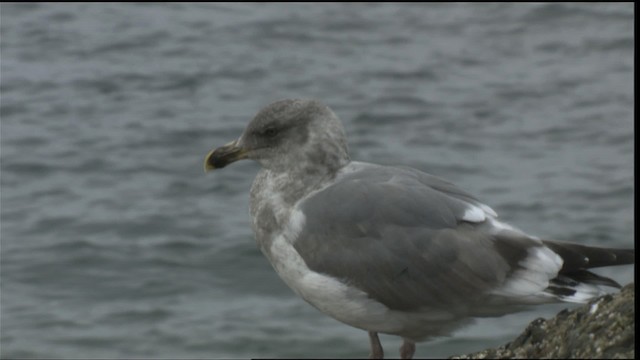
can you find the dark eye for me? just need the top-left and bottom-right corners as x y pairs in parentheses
(263, 127), (278, 137)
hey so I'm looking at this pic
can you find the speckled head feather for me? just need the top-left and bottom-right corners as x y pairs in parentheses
(238, 99), (350, 173)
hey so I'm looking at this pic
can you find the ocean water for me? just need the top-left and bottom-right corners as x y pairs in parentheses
(0, 3), (634, 359)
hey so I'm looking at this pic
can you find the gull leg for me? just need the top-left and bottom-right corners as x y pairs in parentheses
(368, 331), (384, 359)
(399, 339), (415, 359)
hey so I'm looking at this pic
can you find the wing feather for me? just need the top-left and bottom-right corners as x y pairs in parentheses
(295, 164), (538, 311)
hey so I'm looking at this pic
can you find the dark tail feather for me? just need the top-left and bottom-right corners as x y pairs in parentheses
(546, 270), (622, 300)
(542, 240), (633, 298)
(542, 240), (635, 272)
(558, 269), (622, 288)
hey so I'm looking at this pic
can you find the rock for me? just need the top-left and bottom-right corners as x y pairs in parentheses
(451, 283), (635, 359)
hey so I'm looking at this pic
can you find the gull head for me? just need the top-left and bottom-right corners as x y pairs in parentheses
(204, 99), (350, 174)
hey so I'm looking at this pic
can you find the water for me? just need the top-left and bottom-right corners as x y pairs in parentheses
(0, 3), (634, 358)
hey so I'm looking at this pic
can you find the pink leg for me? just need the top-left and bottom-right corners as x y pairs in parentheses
(368, 331), (384, 359)
(400, 340), (415, 359)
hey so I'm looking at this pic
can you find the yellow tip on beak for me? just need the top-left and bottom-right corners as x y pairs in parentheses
(203, 140), (248, 173)
(203, 148), (217, 173)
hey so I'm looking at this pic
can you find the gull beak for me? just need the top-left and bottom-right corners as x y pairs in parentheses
(204, 139), (249, 173)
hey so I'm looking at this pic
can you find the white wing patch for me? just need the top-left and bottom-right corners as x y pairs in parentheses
(462, 205), (486, 223)
(492, 246), (563, 299)
(461, 202), (498, 223)
(284, 208), (306, 243)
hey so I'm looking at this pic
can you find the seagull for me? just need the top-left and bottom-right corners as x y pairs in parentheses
(203, 99), (634, 359)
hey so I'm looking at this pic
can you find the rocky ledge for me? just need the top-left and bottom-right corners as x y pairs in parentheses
(451, 283), (635, 359)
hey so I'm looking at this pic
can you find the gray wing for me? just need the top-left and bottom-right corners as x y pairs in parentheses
(295, 164), (535, 311)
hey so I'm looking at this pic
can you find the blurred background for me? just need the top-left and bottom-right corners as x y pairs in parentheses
(0, 3), (634, 359)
